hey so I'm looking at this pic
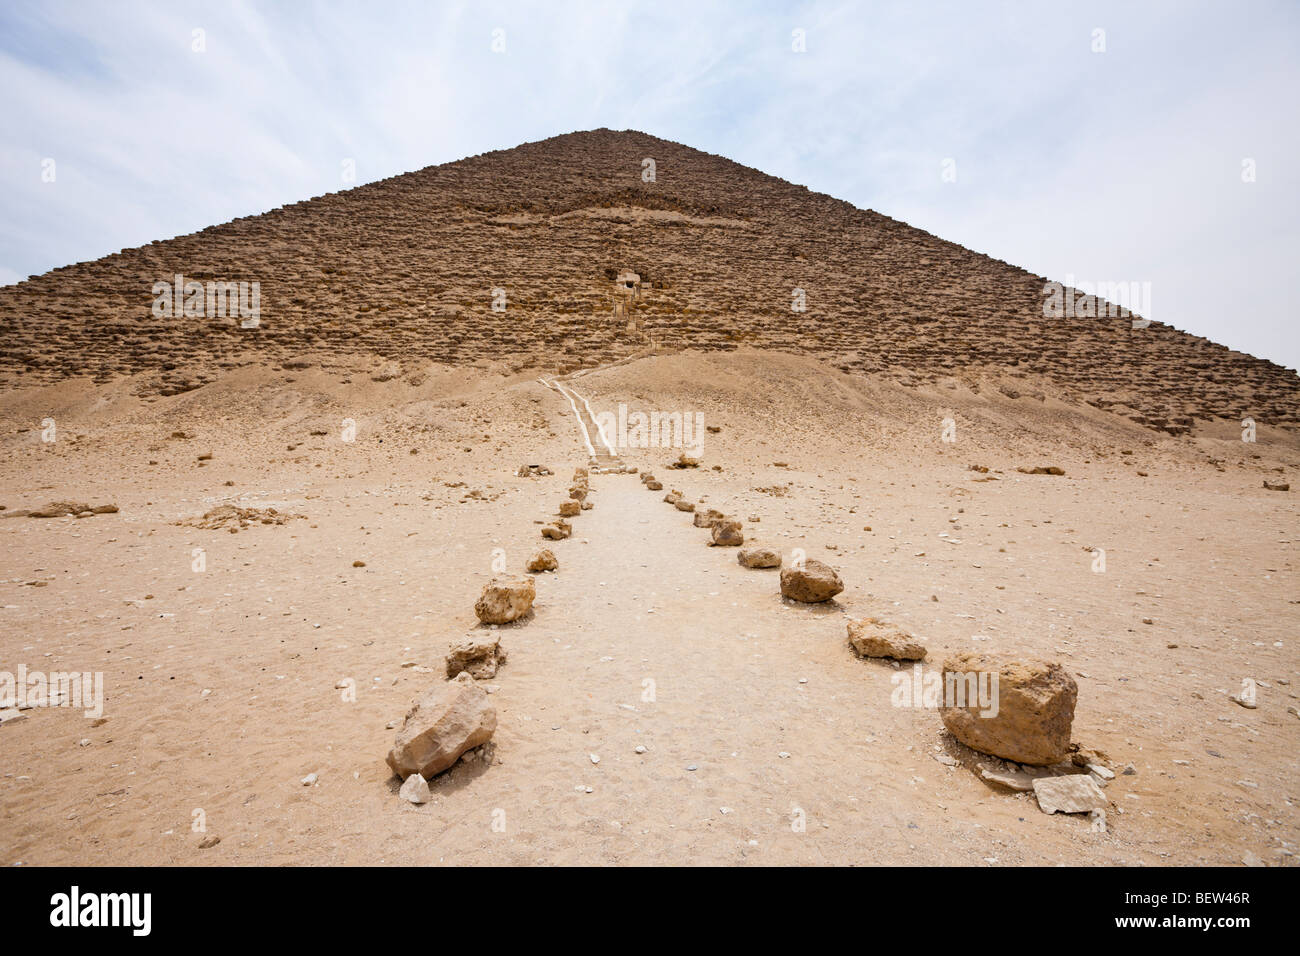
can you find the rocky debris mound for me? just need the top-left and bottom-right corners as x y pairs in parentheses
(474, 577), (536, 624)
(737, 546), (781, 568)
(445, 636), (507, 679)
(541, 519), (571, 540)
(178, 504), (303, 531)
(667, 453), (700, 469)
(1016, 466), (1065, 476)
(568, 484), (588, 501)
(710, 520), (744, 546)
(526, 549), (558, 572)
(939, 653), (1078, 765)
(516, 463), (553, 477)
(847, 617), (927, 660)
(780, 559), (843, 602)
(385, 672), (497, 780)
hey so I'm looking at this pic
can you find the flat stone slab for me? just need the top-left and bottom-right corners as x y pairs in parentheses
(1032, 774), (1108, 814)
(979, 763), (1065, 791)
(979, 767), (1038, 791)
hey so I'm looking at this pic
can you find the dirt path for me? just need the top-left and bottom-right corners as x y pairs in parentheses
(395, 473), (1123, 865)
(541, 378), (620, 465)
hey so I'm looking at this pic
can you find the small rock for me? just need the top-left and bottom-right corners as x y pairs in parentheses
(693, 509), (724, 528)
(474, 577), (536, 624)
(301, 773), (318, 786)
(399, 773), (430, 804)
(846, 617), (926, 661)
(445, 636), (507, 679)
(737, 546), (781, 568)
(779, 559), (843, 603)
(526, 549), (558, 572)
(710, 520), (744, 547)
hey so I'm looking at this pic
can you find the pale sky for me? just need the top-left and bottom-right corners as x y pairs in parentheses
(2, 0), (1297, 369)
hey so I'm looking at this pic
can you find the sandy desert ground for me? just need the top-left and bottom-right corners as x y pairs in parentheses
(0, 348), (1296, 866)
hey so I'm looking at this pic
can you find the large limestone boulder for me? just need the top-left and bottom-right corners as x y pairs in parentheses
(737, 546), (781, 568)
(674, 499), (695, 512)
(526, 549), (558, 572)
(385, 672), (496, 779)
(646, 480), (663, 491)
(474, 576), (536, 624)
(939, 654), (1078, 766)
(710, 520), (744, 546)
(780, 559), (843, 602)
(445, 636), (507, 679)
(847, 617), (926, 661)
(568, 485), (588, 501)
(558, 500), (580, 517)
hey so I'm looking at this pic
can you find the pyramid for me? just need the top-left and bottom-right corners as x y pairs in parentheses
(1, 128), (1295, 432)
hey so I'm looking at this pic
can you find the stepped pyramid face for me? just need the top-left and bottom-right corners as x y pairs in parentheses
(0, 128), (1296, 431)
